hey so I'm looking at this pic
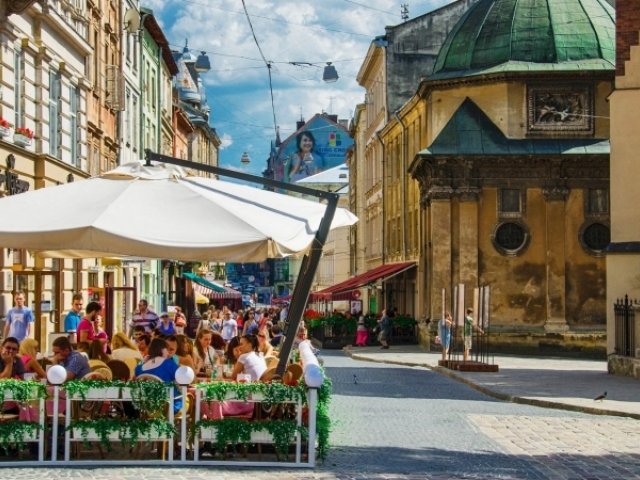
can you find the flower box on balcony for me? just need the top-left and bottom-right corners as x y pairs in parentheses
(0, 126), (10, 138)
(13, 133), (32, 147)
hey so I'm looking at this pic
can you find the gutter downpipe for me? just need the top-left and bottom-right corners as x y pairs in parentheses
(375, 131), (386, 266)
(394, 111), (408, 260)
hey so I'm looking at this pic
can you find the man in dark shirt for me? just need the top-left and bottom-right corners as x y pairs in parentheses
(0, 336), (26, 379)
(51, 336), (90, 381)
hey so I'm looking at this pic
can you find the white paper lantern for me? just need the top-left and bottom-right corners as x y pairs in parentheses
(174, 366), (195, 385)
(47, 365), (67, 385)
(304, 364), (324, 388)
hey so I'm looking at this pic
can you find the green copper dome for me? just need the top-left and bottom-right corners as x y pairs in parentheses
(432, 0), (615, 79)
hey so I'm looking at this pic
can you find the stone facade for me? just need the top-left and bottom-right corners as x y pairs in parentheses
(607, 0), (640, 376)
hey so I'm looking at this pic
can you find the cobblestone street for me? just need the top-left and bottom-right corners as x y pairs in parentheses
(2, 351), (639, 479)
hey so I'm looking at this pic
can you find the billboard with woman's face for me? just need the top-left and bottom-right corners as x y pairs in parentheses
(275, 115), (353, 183)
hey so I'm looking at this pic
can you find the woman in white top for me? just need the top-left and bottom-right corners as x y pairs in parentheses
(192, 329), (219, 375)
(231, 334), (267, 382)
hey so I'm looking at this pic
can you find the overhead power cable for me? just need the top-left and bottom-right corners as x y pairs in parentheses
(241, 0), (278, 138)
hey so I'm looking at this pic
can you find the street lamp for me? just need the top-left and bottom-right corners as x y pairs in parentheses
(240, 151), (251, 165)
(322, 62), (339, 83)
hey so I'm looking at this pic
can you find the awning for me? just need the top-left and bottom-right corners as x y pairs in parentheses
(183, 272), (242, 300)
(316, 261), (416, 297)
(195, 291), (210, 304)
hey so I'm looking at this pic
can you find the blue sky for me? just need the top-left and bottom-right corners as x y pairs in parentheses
(147, 0), (454, 176)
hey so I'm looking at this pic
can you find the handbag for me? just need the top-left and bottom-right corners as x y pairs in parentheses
(435, 335), (442, 345)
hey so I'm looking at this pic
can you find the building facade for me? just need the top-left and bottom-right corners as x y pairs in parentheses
(607, 0), (640, 376)
(0, 0), (91, 348)
(408, 0), (613, 349)
(350, 0), (479, 318)
(0, 2), (221, 345)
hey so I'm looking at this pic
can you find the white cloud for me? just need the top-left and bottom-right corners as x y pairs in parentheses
(219, 133), (233, 149)
(157, 0), (456, 176)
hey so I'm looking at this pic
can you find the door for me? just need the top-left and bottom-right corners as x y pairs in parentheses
(12, 271), (61, 350)
(104, 286), (137, 338)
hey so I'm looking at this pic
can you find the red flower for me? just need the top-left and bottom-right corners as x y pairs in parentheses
(0, 118), (12, 129)
(15, 127), (34, 139)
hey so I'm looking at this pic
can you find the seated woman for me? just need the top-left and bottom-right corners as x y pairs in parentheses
(224, 336), (241, 366)
(89, 339), (111, 363)
(134, 338), (182, 413)
(199, 336), (260, 420)
(19, 338), (47, 379)
(137, 334), (151, 361)
(111, 332), (143, 362)
(165, 334), (195, 369)
(231, 334), (267, 382)
(192, 329), (220, 377)
(257, 328), (275, 358)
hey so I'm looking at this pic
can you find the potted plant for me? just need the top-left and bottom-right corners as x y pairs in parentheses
(13, 126), (34, 146)
(0, 118), (12, 137)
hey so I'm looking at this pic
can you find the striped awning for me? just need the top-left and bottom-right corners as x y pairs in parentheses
(183, 272), (242, 299)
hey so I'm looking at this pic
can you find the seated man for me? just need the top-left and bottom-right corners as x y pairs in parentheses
(0, 336), (25, 379)
(51, 336), (91, 381)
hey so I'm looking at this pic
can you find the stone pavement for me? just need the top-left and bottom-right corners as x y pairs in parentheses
(345, 345), (640, 419)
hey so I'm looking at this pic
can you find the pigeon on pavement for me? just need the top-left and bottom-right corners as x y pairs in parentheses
(593, 391), (607, 402)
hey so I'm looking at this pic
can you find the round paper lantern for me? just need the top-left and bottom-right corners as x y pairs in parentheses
(47, 365), (67, 385)
(174, 366), (195, 385)
(303, 364), (324, 388)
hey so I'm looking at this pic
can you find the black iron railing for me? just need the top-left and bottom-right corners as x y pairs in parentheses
(614, 295), (636, 357)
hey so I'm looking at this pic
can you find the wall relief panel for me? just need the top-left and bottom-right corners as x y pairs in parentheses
(527, 84), (594, 136)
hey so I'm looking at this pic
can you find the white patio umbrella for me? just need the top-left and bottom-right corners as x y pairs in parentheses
(0, 161), (357, 261)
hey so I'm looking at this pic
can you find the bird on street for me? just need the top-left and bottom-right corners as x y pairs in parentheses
(593, 391), (607, 402)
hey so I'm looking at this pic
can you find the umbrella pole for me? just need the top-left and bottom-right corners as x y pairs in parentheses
(144, 150), (339, 375)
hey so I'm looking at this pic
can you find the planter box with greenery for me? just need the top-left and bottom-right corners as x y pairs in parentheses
(0, 379), (47, 457)
(68, 418), (176, 450)
(0, 421), (41, 452)
(194, 377), (332, 462)
(194, 417), (302, 458)
(0, 379), (47, 403)
(64, 379), (176, 456)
